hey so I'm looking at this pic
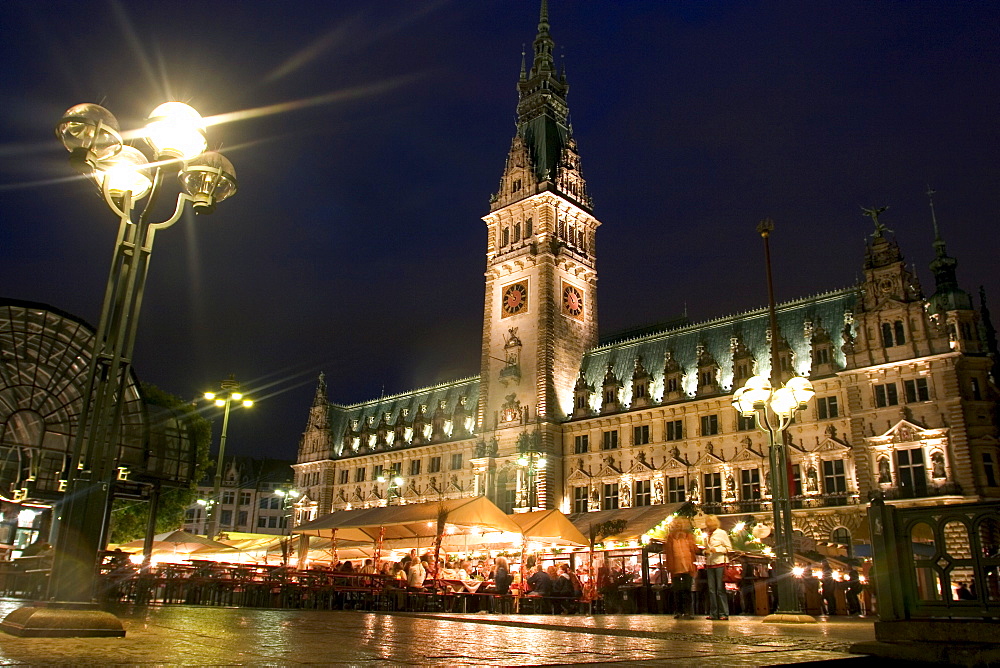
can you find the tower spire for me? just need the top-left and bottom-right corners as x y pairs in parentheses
(925, 188), (973, 314)
(531, 0), (555, 75)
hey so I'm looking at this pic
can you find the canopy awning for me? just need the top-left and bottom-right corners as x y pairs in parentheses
(292, 496), (521, 541)
(509, 509), (589, 546)
(569, 503), (687, 543)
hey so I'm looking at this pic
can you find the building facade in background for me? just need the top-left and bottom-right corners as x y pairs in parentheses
(292, 4), (999, 550)
(184, 457), (295, 537)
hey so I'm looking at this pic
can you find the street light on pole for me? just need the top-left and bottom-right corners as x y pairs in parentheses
(376, 473), (405, 505)
(731, 218), (816, 623)
(204, 376), (253, 538)
(0, 101), (237, 638)
(516, 431), (546, 512)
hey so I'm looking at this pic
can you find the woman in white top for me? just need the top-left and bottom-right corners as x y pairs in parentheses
(703, 514), (732, 620)
(407, 558), (427, 590)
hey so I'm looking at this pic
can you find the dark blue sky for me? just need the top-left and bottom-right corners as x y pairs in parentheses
(1, 1), (997, 462)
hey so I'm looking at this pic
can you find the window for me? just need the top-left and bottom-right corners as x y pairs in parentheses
(237, 510), (248, 527)
(603, 483), (619, 510)
(358, 467), (369, 483)
(791, 464), (802, 496)
(983, 453), (998, 487)
(817, 396), (839, 419)
(667, 476), (686, 503)
(815, 347), (830, 365)
(740, 468), (761, 500)
(633, 425), (650, 446)
(881, 322), (893, 347)
(185, 508), (197, 521)
(894, 321), (906, 345)
(338, 469), (349, 485)
(665, 420), (683, 441)
(602, 430), (619, 450)
(429, 456), (442, 473)
(737, 414), (755, 431)
(222, 491), (235, 505)
(634, 479), (651, 507)
(575, 395), (587, 409)
(574, 435), (589, 454)
(513, 223), (521, 242)
(451, 453), (463, 470)
(822, 459), (847, 493)
(604, 389), (617, 404)
(882, 320), (906, 346)
(524, 218), (533, 237)
(635, 383), (647, 398)
(268, 516), (277, 528)
(409, 459), (421, 476)
(259, 498), (269, 509)
(389, 462), (402, 477)
(896, 448), (927, 497)
(239, 492), (251, 506)
(573, 486), (589, 513)
(703, 473), (722, 504)
(270, 497), (280, 510)
(972, 378), (983, 400)
(220, 510), (232, 526)
(512, 179), (521, 192)
(904, 378), (929, 403)
(700, 414), (719, 436)
(700, 370), (715, 386)
(874, 383), (899, 407)
(258, 516), (267, 528)
(666, 376), (679, 393)
(501, 227), (509, 246)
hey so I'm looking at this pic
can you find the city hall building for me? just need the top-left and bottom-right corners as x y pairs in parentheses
(291, 5), (999, 550)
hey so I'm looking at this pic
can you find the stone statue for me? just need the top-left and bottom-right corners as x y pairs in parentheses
(877, 457), (891, 484)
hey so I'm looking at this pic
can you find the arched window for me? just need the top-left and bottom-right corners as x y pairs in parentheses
(501, 227), (509, 246)
(881, 322), (894, 347)
(894, 320), (906, 345)
(524, 218), (533, 237)
(513, 223), (521, 243)
(831, 527), (853, 558)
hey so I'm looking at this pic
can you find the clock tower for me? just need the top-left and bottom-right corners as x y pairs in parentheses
(477, 1), (600, 510)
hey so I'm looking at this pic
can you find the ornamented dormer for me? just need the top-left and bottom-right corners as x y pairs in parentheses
(662, 351), (684, 402)
(393, 408), (409, 447)
(631, 356), (652, 408)
(696, 343), (720, 396)
(765, 326), (795, 383)
(730, 334), (754, 389)
(431, 400), (448, 441)
(925, 189), (980, 354)
(412, 404), (429, 445)
(850, 206), (945, 366)
(808, 319), (837, 377)
(572, 369), (593, 418)
(298, 373), (332, 462)
(452, 396), (472, 438)
(601, 363), (622, 413)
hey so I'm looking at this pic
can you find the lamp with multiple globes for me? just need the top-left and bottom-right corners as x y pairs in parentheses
(376, 473), (405, 505)
(0, 101), (238, 638)
(204, 376), (253, 539)
(516, 432), (546, 512)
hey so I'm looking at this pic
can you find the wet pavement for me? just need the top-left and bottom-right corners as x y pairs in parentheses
(0, 598), (879, 666)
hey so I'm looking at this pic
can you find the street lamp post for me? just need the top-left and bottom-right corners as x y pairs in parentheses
(204, 376), (253, 538)
(731, 219), (816, 623)
(376, 473), (405, 505)
(275, 487), (300, 567)
(1, 102), (237, 638)
(516, 432), (546, 512)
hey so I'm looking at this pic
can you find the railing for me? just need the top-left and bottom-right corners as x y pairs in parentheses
(880, 481), (963, 501)
(868, 497), (1000, 620)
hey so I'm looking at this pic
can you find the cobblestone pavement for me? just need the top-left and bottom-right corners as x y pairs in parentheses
(0, 599), (879, 666)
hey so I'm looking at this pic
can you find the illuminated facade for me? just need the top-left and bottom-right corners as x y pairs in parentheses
(292, 4), (999, 549)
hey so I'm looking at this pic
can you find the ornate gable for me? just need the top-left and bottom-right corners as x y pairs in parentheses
(867, 419), (948, 447)
(811, 435), (852, 454)
(731, 444), (765, 463)
(566, 467), (592, 484)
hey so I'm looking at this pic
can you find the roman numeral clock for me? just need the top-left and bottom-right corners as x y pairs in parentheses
(562, 281), (584, 320)
(501, 281), (528, 317)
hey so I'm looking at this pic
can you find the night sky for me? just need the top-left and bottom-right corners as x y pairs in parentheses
(1, 1), (997, 463)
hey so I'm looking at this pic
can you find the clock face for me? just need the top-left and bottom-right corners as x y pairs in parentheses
(501, 282), (528, 317)
(562, 282), (584, 320)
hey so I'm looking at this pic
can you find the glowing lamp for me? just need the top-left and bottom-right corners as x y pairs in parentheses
(56, 103), (123, 170)
(537, 457), (547, 467)
(203, 392), (216, 400)
(231, 392), (243, 401)
(376, 476), (387, 483)
(144, 102), (207, 160)
(242, 399), (254, 408)
(770, 387), (799, 417)
(393, 476), (403, 486)
(785, 376), (815, 408)
(517, 455), (528, 466)
(792, 566), (805, 577)
(215, 398), (226, 407)
(179, 151), (238, 215)
(94, 146), (152, 199)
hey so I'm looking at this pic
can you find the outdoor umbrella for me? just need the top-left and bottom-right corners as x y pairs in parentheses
(122, 530), (237, 558)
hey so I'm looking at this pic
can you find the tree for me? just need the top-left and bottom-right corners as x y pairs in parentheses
(108, 383), (212, 544)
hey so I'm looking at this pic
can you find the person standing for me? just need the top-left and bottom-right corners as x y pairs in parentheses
(665, 517), (698, 619)
(821, 559), (837, 615)
(703, 515), (732, 620)
(845, 566), (862, 615)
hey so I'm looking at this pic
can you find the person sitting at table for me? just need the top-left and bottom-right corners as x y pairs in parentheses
(359, 559), (375, 574)
(340, 561), (354, 573)
(407, 556), (426, 591)
(552, 563), (577, 614)
(526, 564), (552, 597)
